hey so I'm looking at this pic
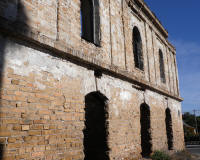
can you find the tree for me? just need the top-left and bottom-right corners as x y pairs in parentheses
(182, 112), (200, 141)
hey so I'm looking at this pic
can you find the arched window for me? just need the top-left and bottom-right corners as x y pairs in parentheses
(81, 0), (100, 46)
(84, 91), (109, 160)
(159, 49), (166, 83)
(140, 103), (152, 158)
(165, 108), (173, 150)
(133, 27), (144, 70)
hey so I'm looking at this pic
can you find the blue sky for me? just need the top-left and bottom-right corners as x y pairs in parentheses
(145, 0), (200, 113)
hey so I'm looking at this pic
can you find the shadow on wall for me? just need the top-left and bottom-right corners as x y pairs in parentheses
(0, 0), (29, 159)
(83, 91), (110, 160)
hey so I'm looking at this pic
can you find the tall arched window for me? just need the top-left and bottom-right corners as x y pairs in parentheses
(81, 0), (100, 46)
(133, 27), (144, 70)
(159, 49), (166, 83)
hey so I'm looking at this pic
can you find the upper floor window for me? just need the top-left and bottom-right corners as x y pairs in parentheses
(159, 49), (166, 83)
(81, 0), (100, 46)
(133, 27), (144, 70)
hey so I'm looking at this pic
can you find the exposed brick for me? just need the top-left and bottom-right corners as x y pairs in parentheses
(38, 110), (51, 115)
(22, 125), (30, 131)
(28, 130), (42, 136)
(30, 124), (43, 130)
(11, 79), (20, 85)
(31, 151), (44, 157)
(2, 156), (16, 160)
(8, 137), (17, 143)
(7, 143), (22, 149)
(2, 119), (20, 124)
(13, 125), (22, 131)
(33, 120), (46, 124)
(33, 145), (45, 152)
(0, 138), (7, 143)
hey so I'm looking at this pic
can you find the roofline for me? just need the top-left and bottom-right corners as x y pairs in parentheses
(127, 0), (169, 39)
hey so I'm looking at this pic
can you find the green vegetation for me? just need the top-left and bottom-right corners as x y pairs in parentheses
(183, 112), (200, 141)
(151, 151), (170, 160)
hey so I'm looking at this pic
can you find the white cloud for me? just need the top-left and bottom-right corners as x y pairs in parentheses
(171, 39), (200, 56)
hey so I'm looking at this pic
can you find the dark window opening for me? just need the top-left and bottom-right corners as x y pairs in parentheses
(140, 103), (152, 158)
(159, 49), (166, 83)
(81, 0), (94, 42)
(81, 0), (100, 46)
(165, 108), (173, 150)
(83, 91), (110, 160)
(0, 143), (3, 160)
(133, 27), (144, 70)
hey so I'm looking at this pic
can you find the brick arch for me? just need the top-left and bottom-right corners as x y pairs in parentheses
(83, 91), (110, 160)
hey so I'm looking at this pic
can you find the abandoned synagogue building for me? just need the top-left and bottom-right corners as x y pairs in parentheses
(0, 0), (184, 159)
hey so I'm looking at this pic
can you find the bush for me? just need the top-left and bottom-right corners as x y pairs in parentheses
(151, 151), (170, 160)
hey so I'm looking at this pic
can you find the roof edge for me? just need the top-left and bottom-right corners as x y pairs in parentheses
(127, 0), (169, 39)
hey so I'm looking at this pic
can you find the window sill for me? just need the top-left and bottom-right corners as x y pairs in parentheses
(135, 67), (145, 73)
(81, 37), (101, 48)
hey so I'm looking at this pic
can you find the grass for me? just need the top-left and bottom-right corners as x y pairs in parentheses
(151, 151), (170, 160)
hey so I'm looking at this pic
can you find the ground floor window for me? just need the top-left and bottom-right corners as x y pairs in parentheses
(140, 103), (152, 157)
(165, 108), (173, 150)
(83, 91), (109, 160)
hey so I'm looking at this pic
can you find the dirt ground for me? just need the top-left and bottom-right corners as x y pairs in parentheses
(170, 150), (200, 160)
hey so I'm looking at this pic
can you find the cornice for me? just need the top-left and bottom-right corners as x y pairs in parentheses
(126, 0), (168, 37)
(0, 17), (183, 102)
(126, 0), (177, 52)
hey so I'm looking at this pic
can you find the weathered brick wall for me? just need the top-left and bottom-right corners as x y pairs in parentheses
(0, 0), (184, 159)
(0, 36), (184, 159)
(0, 0), (180, 96)
(0, 36), (87, 159)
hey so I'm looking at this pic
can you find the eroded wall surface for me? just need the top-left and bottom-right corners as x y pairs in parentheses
(0, 36), (184, 159)
(0, 0), (180, 96)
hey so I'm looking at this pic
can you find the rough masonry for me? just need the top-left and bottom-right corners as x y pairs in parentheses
(0, 0), (184, 159)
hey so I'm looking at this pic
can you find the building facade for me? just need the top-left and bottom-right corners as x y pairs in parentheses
(0, 0), (184, 159)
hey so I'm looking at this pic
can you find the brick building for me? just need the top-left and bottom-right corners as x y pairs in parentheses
(0, 0), (184, 159)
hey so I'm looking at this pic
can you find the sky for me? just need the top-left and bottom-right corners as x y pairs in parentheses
(145, 0), (200, 113)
